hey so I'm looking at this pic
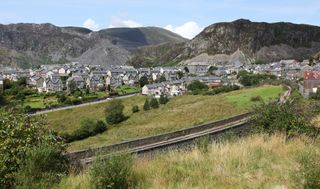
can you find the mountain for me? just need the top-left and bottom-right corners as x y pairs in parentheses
(0, 23), (186, 68)
(98, 27), (187, 52)
(130, 19), (320, 67)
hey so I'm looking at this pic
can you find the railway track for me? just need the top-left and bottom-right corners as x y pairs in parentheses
(68, 113), (252, 166)
(68, 86), (292, 166)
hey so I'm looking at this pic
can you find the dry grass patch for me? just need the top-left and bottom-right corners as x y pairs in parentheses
(57, 134), (320, 189)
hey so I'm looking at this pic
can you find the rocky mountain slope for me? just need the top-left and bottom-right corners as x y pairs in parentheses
(0, 23), (186, 68)
(130, 19), (320, 67)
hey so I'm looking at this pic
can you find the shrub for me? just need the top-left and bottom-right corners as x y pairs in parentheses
(187, 80), (208, 92)
(159, 94), (169, 104)
(90, 153), (136, 189)
(14, 143), (69, 189)
(250, 95), (262, 102)
(251, 101), (318, 137)
(0, 111), (64, 188)
(57, 93), (67, 104)
(62, 119), (107, 142)
(143, 99), (150, 111)
(150, 98), (159, 109)
(105, 100), (125, 124)
(24, 105), (32, 113)
(139, 76), (149, 87)
(94, 120), (107, 134)
(132, 105), (139, 113)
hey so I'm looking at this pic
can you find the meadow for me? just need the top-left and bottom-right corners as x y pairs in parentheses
(45, 85), (283, 151)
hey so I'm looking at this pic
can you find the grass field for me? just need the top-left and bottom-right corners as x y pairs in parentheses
(24, 95), (58, 108)
(58, 134), (320, 189)
(45, 85), (283, 151)
(115, 85), (140, 95)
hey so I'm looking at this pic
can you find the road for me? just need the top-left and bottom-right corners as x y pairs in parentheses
(31, 93), (139, 115)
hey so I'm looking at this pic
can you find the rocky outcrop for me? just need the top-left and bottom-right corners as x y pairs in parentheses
(130, 19), (320, 66)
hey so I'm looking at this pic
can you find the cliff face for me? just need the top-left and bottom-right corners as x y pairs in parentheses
(130, 19), (320, 66)
(0, 23), (186, 68)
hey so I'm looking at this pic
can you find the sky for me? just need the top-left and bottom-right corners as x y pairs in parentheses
(1, 0), (320, 39)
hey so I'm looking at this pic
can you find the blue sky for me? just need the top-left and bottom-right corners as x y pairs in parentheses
(1, 0), (320, 39)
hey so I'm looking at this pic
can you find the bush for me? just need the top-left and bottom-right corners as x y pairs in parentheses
(250, 95), (262, 102)
(24, 105), (32, 113)
(57, 93), (67, 104)
(206, 84), (240, 95)
(62, 119), (107, 143)
(187, 80), (208, 92)
(0, 111), (64, 188)
(238, 71), (276, 86)
(94, 120), (107, 134)
(105, 100), (125, 124)
(143, 99), (150, 111)
(139, 76), (149, 87)
(150, 98), (159, 109)
(14, 143), (69, 189)
(90, 153), (136, 189)
(251, 101), (318, 137)
(132, 105), (139, 113)
(159, 95), (169, 104)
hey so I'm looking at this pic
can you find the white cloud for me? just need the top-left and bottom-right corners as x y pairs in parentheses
(164, 21), (203, 39)
(83, 18), (99, 31)
(108, 16), (142, 28)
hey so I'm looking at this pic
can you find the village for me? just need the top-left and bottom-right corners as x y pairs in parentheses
(0, 59), (320, 98)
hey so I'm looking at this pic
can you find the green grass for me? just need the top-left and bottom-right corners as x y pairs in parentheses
(225, 86), (283, 108)
(115, 85), (140, 95)
(57, 134), (320, 189)
(24, 96), (58, 108)
(45, 85), (283, 151)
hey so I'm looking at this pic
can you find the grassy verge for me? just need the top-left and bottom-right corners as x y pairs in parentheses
(45, 85), (283, 151)
(57, 134), (320, 189)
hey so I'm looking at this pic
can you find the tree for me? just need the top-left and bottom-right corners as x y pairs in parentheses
(177, 71), (184, 79)
(143, 99), (151, 111)
(67, 80), (77, 94)
(139, 76), (149, 87)
(150, 98), (159, 109)
(184, 67), (189, 73)
(159, 76), (166, 82)
(14, 144), (68, 189)
(90, 153), (136, 189)
(159, 94), (169, 104)
(132, 105), (139, 113)
(57, 93), (67, 104)
(105, 100), (125, 124)
(187, 80), (208, 92)
(0, 110), (64, 188)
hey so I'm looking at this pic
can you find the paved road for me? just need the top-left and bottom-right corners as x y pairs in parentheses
(31, 93), (139, 115)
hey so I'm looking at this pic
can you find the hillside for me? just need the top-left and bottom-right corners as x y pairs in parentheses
(45, 86), (283, 151)
(98, 27), (187, 52)
(130, 19), (320, 67)
(0, 24), (186, 68)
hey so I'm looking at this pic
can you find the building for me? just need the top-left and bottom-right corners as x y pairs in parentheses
(301, 71), (320, 96)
